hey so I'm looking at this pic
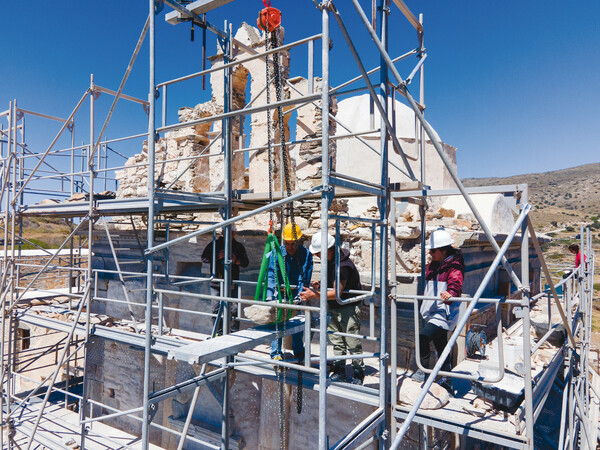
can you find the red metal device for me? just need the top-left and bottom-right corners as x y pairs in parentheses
(257, 0), (281, 32)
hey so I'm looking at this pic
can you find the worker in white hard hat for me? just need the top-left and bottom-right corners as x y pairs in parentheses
(267, 223), (313, 362)
(300, 231), (365, 385)
(414, 228), (465, 395)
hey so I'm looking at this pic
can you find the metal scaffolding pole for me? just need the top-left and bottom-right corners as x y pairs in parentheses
(141, 0), (156, 447)
(377, 1), (391, 446)
(520, 187), (534, 447)
(220, 20), (233, 450)
(318, 3), (330, 449)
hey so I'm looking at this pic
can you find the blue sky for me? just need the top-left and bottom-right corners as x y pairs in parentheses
(1, 0), (599, 181)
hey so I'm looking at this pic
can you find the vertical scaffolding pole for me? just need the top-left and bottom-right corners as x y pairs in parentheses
(389, 198), (398, 442)
(79, 72), (97, 450)
(142, 0), (156, 447)
(318, 4), (330, 449)
(377, 1), (391, 446)
(1, 101), (14, 450)
(0, 113), (4, 450)
(418, 14), (426, 297)
(220, 21), (233, 450)
(520, 187), (534, 446)
(9, 102), (18, 443)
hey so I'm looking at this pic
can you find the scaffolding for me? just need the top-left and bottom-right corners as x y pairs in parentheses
(0, 1), (598, 449)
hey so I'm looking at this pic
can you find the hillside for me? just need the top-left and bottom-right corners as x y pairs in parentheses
(462, 162), (600, 229)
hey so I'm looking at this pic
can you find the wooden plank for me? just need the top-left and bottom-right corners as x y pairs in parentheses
(168, 317), (306, 364)
(391, 0), (423, 32)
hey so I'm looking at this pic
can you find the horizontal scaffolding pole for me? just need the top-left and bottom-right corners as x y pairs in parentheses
(146, 185), (321, 254)
(157, 34), (322, 88)
(17, 108), (69, 124)
(157, 92), (321, 134)
(94, 85), (149, 107)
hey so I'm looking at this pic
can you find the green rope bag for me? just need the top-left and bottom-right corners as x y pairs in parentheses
(254, 232), (293, 323)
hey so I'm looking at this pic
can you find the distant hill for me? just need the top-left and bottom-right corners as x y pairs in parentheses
(462, 162), (600, 228)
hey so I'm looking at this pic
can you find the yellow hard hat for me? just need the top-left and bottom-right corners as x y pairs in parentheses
(283, 223), (302, 241)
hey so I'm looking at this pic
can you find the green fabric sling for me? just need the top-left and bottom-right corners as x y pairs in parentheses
(254, 232), (293, 323)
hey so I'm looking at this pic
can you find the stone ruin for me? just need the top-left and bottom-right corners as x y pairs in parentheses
(115, 22), (518, 280)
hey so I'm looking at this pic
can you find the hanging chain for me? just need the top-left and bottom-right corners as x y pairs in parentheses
(265, 32), (275, 226)
(269, 32), (297, 241)
(267, 29), (288, 450)
(270, 31), (305, 420)
(297, 370), (303, 414)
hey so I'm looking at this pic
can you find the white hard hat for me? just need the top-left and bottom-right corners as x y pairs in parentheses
(427, 228), (453, 250)
(309, 232), (335, 254)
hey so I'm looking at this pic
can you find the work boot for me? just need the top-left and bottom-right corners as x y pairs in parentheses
(351, 368), (365, 386)
(329, 366), (346, 383)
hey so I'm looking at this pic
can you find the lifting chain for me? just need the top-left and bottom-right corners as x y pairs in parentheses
(297, 370), (303, 414)
(269, 31), (297, 240)
(265, 31), (275, 226)
(266, 29), (289, 450)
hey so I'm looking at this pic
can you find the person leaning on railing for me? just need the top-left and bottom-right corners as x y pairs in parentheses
(413, 228), (465, 396)
(568, 243), (586, 269)
(299, 231), (365, 385)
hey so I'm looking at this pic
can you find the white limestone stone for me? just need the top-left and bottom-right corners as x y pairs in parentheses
(442, 193), (516, 234)
(398, 377), (450, 409)
(243, 302), (278, 325)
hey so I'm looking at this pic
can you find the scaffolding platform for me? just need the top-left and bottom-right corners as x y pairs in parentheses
(12, 402), (162, 449)
(19, 194), (238, 218)
(393, 388), (529, 449)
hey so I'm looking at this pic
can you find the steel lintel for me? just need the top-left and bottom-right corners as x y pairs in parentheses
(393, 184), (527, 198)
(165, 0), (236, 23)
(329, 176), (385, 197)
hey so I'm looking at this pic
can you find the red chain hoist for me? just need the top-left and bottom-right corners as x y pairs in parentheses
(257, 0), (281, 32)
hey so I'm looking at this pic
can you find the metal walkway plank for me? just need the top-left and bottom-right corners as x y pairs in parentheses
(168, 317), (306, 365)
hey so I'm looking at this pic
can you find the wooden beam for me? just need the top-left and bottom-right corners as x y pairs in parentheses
(391, 0), (423, 33)
(527, 217), (576, 347)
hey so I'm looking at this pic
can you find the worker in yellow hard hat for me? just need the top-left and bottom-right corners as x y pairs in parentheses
(267, 222), (313, 362)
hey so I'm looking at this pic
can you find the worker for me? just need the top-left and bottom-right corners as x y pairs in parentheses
(568, 243), (586, 269)
(201, 225), (249, 334)
(267, 223), (313, 362)
(300, 231), (365, 385)
(414, 228), (464, 395)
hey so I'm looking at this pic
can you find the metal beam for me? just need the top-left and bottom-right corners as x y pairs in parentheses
(149, 368), (226, 403)
(168, 317), (306, 365)
(165, 0), (237, 24)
